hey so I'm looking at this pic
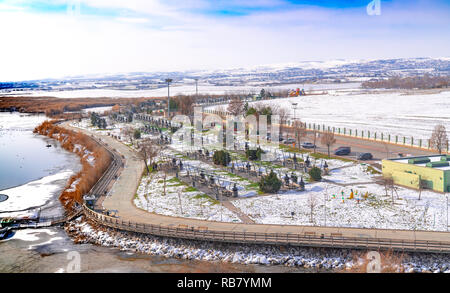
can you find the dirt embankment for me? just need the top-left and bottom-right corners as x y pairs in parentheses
(34, 120), (111, 210)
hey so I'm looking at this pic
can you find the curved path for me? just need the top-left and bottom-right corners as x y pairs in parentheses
(63, 123), (450, 253)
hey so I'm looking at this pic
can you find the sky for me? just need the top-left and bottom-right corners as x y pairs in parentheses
(0, 0), (449, 81)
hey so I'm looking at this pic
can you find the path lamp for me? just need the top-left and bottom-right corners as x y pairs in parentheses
(291, 102), (298, 122)
(165, 78), (173, 118)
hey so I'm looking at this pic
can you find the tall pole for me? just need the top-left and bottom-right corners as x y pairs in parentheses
(195, 78), (198, 98)
(165, 78), (172, 118)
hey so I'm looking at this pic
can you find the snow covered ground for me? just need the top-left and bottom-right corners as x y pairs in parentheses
(233, 180), (450, 231)
(207, 90), (450, 142)
(0, 170), (74, 218)
(68, 218), (450, 273)
(74, 116), (450, 232)
(134, 172), (241, 223)
(3, 82), (360, 98)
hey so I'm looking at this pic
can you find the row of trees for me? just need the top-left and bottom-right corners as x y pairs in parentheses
(362, 75), (450, 90)
(90, 112), (107, 129)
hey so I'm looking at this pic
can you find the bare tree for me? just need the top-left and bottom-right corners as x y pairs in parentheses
(383, 142), (390, 159)
(430, 124), (448, 154)
(379, 175), (395, 203)
(417, 178), (428, 201)
(138, 139), (161, 174)
(121, 126), (134, 144)
(178, 95), (195, 116)
(321, 131), (336, 157)
(227, 96), (244, 117)
(307, 194), (318, 223)
(276, 107), (289, 139)
(292, 120), (307, 149)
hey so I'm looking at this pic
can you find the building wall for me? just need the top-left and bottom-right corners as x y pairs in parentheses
(382, 159), (448, 192)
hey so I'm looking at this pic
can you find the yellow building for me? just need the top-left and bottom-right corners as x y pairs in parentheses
(382, 155), (450, 193)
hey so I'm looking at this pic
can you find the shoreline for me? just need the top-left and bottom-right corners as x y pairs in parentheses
(66, 216), (450, 273)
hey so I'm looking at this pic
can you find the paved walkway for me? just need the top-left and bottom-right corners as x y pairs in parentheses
(222, 202), (255, 224)
(63, 123), (450, 249)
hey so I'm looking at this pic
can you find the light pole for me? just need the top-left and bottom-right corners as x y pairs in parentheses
(165, 78), (173, 118)
(291, 102), (298, 140)
(194, 78), (198, 98)
(291, 102), (298, 122)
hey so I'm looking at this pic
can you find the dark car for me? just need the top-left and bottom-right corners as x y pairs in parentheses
(357, 153), (373, 160)
(285, 138), (296, 144)
(334, 146), (351, 156)
(301, 142), (316, 149)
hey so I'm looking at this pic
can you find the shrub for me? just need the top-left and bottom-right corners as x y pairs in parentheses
(259, 170), (282, 193)
(308, 166), (322, 181)
(246, 147), (264, 161)
(213, 150), (231, 166)
(134, 129), (141, 139)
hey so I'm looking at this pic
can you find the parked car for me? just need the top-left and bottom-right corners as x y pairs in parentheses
(357, 152), (373, 160)
(301, 142), (316, 149)
(285, 138), (296, 144)
(334, 146), (351, 156)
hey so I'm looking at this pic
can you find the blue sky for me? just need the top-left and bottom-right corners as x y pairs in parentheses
(0, 0), (449, 81)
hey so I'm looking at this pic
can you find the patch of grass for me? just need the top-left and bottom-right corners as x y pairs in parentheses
(245, 182), (260, 190)
(183, 186), (198, 192)
(193, 193), (219, 205)
(366, 166), (381, 175)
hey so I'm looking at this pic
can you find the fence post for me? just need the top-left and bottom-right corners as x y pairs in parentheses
(355, 129), (358, 137)
(419, 139), (422, 148)
(411, 137), (414, 146)
(344, 128), (346, 135)
(403, 137), (406, 145)
(362, 130), (364, 138)
(396, 136), (398, 144)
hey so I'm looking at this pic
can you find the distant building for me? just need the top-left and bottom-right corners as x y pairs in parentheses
(382, 155), (450, 193)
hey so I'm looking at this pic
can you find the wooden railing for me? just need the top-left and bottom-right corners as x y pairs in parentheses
(82, 204), (450, 254)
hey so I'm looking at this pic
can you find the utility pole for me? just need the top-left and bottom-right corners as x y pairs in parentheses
(165, 78), (173, 118)
(195, 78), (198, 98)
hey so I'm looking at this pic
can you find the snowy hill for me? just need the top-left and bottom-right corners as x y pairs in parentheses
(1, 57), (449, 95)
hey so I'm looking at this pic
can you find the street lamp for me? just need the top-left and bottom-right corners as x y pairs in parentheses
(165, 78), (173, 118)
(194, 78), (198, 98)
(291, 102), (298, 122)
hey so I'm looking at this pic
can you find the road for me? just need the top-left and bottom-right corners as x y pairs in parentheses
(62, 123), (450, 253)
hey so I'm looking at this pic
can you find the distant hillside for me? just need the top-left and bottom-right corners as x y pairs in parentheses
(1, 57), (449, 94)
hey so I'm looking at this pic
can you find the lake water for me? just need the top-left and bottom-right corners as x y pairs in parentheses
(0, 113), (81, 191)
